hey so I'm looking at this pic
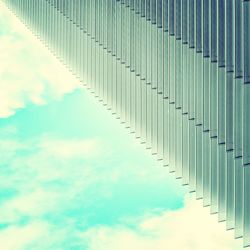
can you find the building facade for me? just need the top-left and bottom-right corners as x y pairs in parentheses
(3, 0), (250, 247)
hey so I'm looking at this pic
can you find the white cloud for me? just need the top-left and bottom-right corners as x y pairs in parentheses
(0, 132), (242, 249)
(38, 136), (100, 160)
(0, 2), (81, 118)
(81, 194), (242, 250)
(0, 139), (28, 165)
(0, 129), (240, 249)
(0, 222), (48, 250)
(0, 134), (101, 220)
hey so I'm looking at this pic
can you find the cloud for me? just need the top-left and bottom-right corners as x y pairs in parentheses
(0, 134), (101, 219)
(0, 128), (184, 250)
(80, 194), (242, 250)
(0, 139), (26, 163)
(1, 123), (239, 249)
(0, 2), (81, 118)
(37, 136), (100, 160)
(0, 221), (50, 250)
(0, 132), (241, 250)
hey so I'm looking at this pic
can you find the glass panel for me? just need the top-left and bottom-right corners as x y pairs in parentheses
(146, 83), (152, 149)
(157, 29), (163, 94)
(182, 114), (189, 185)
(218, 143), (226, 222)
(163, 99), (169, 166)
(244, 166), (250, 247)
(243, 2), (250, 166)
(210, 137), (218, 213)
(163, 31), (169, 99)
(169, 103), (175, 172)
(157, 94), (164, 160)
(176, 109), (182, 179)
(135, 76), (142, 138)
(196, 125), (203, 199)
(203, 130), (211, 206)
(151, 90), (158, 154)
(189, 119), (196, 192)
(235, 157), (243, 239)
(226, 150), (235, 230)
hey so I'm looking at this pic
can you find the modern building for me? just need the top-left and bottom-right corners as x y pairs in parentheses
(3, 0), (250, 247)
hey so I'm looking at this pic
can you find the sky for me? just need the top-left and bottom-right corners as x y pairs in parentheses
(0, 2), (243, 250)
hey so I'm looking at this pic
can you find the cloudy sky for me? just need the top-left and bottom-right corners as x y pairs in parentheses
(0, 2), (242, 250)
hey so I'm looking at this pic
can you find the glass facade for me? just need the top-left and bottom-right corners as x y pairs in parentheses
(3, 0), (250, 247)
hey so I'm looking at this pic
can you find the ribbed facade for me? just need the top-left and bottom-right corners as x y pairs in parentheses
(3, 0), (250, 247)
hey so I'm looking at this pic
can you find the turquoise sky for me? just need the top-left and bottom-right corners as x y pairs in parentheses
(0, 88), (186, 249)
(0, 3), (242, 250)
